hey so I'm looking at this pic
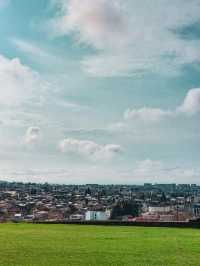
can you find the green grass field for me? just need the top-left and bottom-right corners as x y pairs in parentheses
(0, 224), (200, 266)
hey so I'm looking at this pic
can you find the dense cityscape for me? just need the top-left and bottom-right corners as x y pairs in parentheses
(0, 181), (200, 223)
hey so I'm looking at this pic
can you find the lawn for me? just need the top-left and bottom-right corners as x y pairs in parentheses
(0, 223), (200, 266)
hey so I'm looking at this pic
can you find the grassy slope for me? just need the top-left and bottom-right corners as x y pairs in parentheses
(0, 224), (200, 266)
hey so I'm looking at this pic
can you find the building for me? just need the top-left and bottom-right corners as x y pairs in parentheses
(69, 214), (84, 221)
(13, 213), (23, 222)
(159, 214), (176, 222)
(134, 213), (159, 222)
(85, 210), (110, 221)
(193, 204), (200, 217)
(34, 211), (48, 221)
(148, 206), (171, 213)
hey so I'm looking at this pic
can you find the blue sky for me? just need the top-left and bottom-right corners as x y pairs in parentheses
(0, 0), (200, 184)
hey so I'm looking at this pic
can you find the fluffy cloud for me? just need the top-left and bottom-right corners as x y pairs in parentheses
(0, 54), (46, 106)
(49, 0), (200, 76)
(124, 88), (200, 123)
(59, 138), (122, 160)
(177, 88), (200, 115)
(25, 127), (41, 144)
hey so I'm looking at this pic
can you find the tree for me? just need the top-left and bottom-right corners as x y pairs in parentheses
(111, 200), (139, 219)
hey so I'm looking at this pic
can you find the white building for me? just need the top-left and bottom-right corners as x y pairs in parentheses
(85, 210), (110, 221)
(69, 214), (84, 221)
(13, 213), (23, 222)
(193, 196), (200, 204)
(148, 206), (171, 213)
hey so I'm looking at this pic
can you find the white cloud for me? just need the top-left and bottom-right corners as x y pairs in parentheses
(133, 159), (163, 177)
(49, 0), (200, 76)
(124, 108), (172, 123)
(1, 160), (199, 184)
(49, 0), (127, 49)
(0, 109), (45, 128)
(124, 88), (200, 123)
(177, 88), (200, 115)
(0, 54), (46, 106)
(132, 159), (200, 184)
(59, 138), (122, 160)
(25, 127), (41, 144)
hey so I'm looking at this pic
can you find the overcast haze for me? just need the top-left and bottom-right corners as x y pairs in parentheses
(0, 0), (200, 184)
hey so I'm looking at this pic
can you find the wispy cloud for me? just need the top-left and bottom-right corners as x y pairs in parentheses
(0, 160), (199, 184)
(48, 0), (200, 77)
(11, 38), (68, 70)
(132, 159), (200, 183)
(12, 38), (50, 58)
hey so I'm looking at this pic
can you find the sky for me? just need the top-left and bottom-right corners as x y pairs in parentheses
(0, 0), (200, 184)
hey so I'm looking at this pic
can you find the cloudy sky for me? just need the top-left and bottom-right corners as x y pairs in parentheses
(0, 0), (200, 184)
